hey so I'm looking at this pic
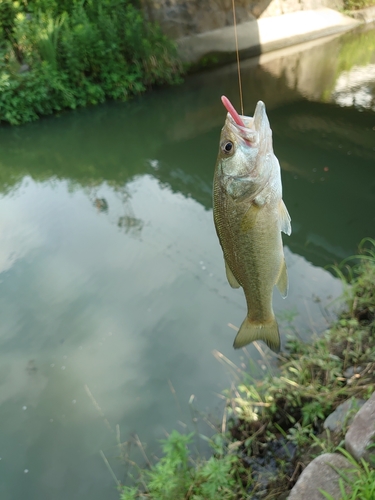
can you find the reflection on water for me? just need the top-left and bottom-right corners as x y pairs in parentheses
(0, 23), (375, 500)
(332, 64), (375, 111)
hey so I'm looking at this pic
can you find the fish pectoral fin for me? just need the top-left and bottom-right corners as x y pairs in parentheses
(240, 203), (260, 233)
(279, 200), (292, 236)
(276, 258), (288, 299)
(233, 316), (280, 353)
(225, 260), (241, 288)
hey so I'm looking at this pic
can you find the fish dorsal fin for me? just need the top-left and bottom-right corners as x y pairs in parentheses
(279, 200), (292, 235)
(225, 260), (241, 288)
(276, 258), (288, 298)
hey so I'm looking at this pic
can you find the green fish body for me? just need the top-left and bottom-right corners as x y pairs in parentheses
(213, 97), (291, 352)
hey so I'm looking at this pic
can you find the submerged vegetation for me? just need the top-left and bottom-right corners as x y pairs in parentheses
(120, 238), (375, 499)
(0, 0), (182, 125)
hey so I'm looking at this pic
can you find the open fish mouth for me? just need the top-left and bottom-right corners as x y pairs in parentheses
(221, 95), (256, 145)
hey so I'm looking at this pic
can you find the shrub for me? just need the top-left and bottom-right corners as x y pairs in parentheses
(0, 0), (183, 125)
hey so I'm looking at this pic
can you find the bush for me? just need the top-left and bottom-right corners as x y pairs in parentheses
(0, 0), (183, 125)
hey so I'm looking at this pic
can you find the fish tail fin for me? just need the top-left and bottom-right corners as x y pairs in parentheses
(233, 316), (280, 353)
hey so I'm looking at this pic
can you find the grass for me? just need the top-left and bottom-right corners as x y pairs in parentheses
(343, 0), (375, 10)
(120, 431), (244, 500)
(119, 238), (375, 499)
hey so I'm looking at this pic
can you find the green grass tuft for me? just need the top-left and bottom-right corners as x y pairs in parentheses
(120, 430), (240, 500)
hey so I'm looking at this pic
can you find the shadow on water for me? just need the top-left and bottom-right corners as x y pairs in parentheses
(0, 23), (374, 500)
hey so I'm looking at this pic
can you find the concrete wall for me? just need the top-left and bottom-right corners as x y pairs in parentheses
(140, 0), (344, 38)
(260, 0), (343, 19)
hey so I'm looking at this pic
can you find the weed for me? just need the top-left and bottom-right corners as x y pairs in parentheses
(120, 430), (240, 500)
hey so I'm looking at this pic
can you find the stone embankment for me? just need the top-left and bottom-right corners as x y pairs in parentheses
(141, 0), (344, 38)
(288, 392), (375, 499)
(177, 8), (361, 66)
(141, 1), (375, 68)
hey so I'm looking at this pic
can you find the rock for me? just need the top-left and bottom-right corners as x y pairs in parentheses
(345, 391), (375, 462)
(288, 453), (353, 499)
(343, 366), (363, 379)
(324, 398), (365, 433)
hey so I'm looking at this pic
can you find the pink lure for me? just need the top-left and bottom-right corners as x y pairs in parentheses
(221, 95), (245, 127)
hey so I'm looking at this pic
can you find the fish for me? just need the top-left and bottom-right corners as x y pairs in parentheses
(213, 95), (291, 352)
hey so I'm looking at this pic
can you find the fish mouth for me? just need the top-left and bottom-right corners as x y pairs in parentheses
(221, 96), (257, 145)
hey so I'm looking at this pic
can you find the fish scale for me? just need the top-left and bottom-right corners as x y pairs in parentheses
(213, 97), (291, 352)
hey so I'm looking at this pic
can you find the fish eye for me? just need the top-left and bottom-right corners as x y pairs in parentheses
(222, 141), (234, 154)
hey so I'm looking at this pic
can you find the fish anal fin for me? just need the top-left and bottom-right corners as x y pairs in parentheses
(276, 258), (288, 299)
(233, 316), (280, 353)
(241, 203), (260, 233)
(279, 200), (292, 235)
(225, 260), (240, 288)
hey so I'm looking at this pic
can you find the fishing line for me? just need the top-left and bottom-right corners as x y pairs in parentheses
(231, 0), (244, 116)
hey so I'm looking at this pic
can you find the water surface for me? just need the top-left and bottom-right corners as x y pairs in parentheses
(0, 24), (374, 500)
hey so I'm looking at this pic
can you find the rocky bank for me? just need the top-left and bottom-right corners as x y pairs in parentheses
(289, 392), (375, 498)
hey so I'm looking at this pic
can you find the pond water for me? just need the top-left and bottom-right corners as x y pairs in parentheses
(0, 23), (374, 500)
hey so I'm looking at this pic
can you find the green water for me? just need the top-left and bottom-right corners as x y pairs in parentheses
(0, 25), (374, 500)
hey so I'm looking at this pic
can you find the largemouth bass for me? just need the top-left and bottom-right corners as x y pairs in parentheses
(213, 96), (291, 352)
